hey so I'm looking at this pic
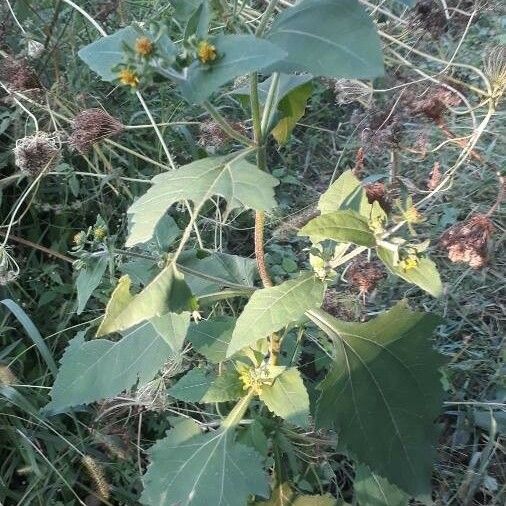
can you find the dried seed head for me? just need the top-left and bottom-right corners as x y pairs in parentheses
(27, 40), (44, 59)
(333, 79), (373, 107)
(81, 455), (110, 501)
(427, 161), (442, 190)
(13, 133), (60, 176)
(484, 45), (506, 103)
(198, 120), (245, 149)
(347, 260), (386, 294)
(405, 86), (461, 125)
(363, 181), (390, 211)
(68, 108), (124, 153)
(322, 289), (357, 320)
(0, 57), (41, 92)
(0, 365), (17, 385)
(410, 1), (448, 38)
(359, 107), (403, 153)
(440, 214), (494, 269)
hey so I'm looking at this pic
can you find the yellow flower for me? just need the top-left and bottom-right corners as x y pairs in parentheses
(93, 226), (107, 242)
(135, 36), (154, 57)
(399, 254), (419, 272)
(118, 68), (139, 88)
(197, 41), (217, 64)
(403, 206), (423, 224)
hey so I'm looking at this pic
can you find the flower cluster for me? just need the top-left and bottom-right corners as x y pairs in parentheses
(13, 133), (60, 177)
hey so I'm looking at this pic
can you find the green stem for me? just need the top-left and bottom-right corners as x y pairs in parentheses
(222, 390), (255, 429)
(250, 72), (262, 144)
(203, 101), (253, 146)
(261, 72), (280, 136)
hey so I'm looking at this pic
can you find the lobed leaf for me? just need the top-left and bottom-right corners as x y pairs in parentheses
(259, 367), (310, 428)
(227, 272), (325, 357)
(266, 0), (384, 79)
(299, 210), (376, 247)
(46, 319), (188, 413)
(96, 265), (192, 337)
(126, 154), (279, 247)
(141, 420), (269, 505)
(310, 303), (445, 496)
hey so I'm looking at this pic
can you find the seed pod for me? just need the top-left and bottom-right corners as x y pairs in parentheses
(13, 133), (60, 176)
(347, 260), (386, 294)
(440, 214), (494, 269)
(0, 57), (41, 91)
(68, 108), (124, 153)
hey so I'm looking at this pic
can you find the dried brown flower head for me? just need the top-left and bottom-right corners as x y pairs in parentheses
(0, 57), (41, 92)
(198, 120), (245, 150)
(363, 181), (390, 211)
(68, 108), (124, 152)
(322, 289), (357, 320)
(440, 214), (494, 269)
(347, 260), (386, 294)
(427, 161), (442, 190)
(410, 1), (448, 38)
(333, 79), (373, 107)
(13, 132), (60, 176)
(405, 86), (461, 125)
(359, 107), (403, 153)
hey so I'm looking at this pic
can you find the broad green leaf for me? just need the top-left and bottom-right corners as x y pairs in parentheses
(178, 35), (287, 104)
(150, 312), (190, 353)
(299, 210), (376, 247)
(259, 367), (310, 428)
(266, 0), (384, 79)
(271, 81), (312, 144)
(126, 154), (279, 247)
(237, 420), (269, 457)
(78, 26), (139, 81)
(168, 368), (214, 402)
(310, 303), (445, 496)
(141, 420), (269, 505)
(179, 251), (257, 296)
(227, 272), (325, 357)
(354, 464), (409, 506)
(201, 368), (244, 403)
(186, 316), (235, 363)
(318, 170), (371, 216)
(120, 258), (158, 286)
(169, 0), (204, 21)
(184, 1), (211, 41)
(75, 255), (108, 315)
(146, 215), (181, 252)
(256, 482), (337, 505)
(96, 265), (192, 337)
(232, 73), (313, 108)
(46, 322), (179, 412)
(377, 246), (443, 298)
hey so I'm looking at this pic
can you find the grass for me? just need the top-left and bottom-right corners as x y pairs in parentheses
(0, 0), (505, 504)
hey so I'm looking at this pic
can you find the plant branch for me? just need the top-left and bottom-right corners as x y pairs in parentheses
(203, 101), (253, 146)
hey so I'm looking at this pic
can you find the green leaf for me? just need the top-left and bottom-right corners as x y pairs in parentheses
(150, 311), (191, 353)
(78, 26), (139, 81)
(377, 246), (443, 298)
(178, 35), (287, 104)
(186, 316), (235, 363)
(145, 215), (181, 252)
(184, 1), (211, 41)
(237, 420), (269, 457)
(271, 81), (312, 144)
(259, 367), (310, 428)
(201, 368), (244, 403)
(354, 464), (409, 506)
(318, 170), (371, 216)
(46, 322), (179, 412)
(179, 251), (257, 296)
(169, 0), (204, 21)
(168, 368), (214, 402)
(96, 264), (193, 337)
(227, 272), (325, 357)
(141, 420), (269, 505)
(76, 255), (108, 315)
(309, 303), (445, 496)
(127, 153), (279, 247)
(299, 210), (376, 247)
(266, 0), (384, 79)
